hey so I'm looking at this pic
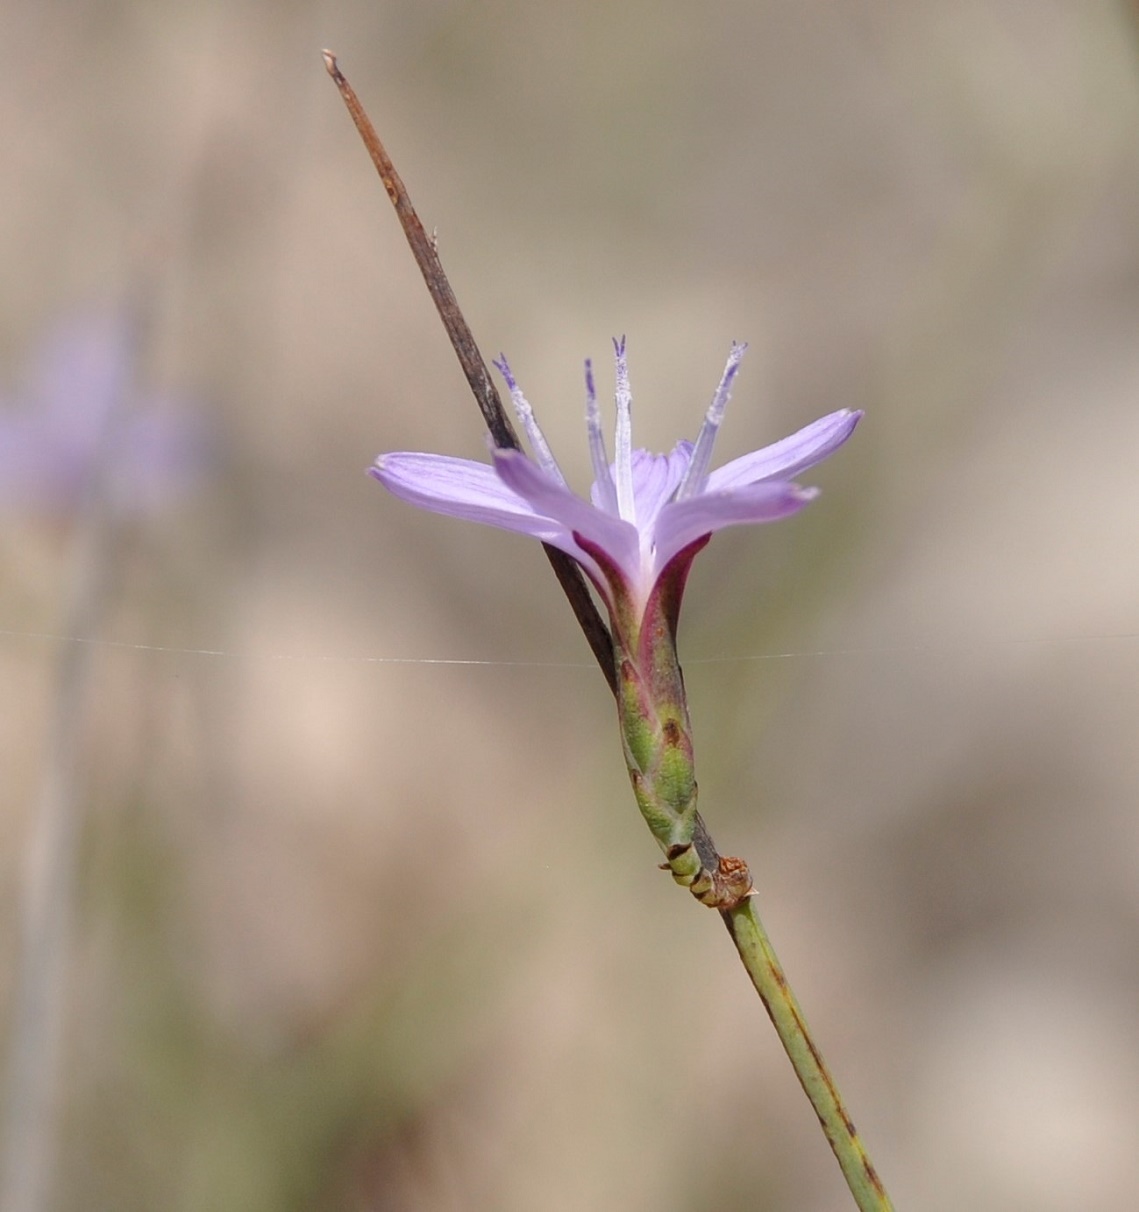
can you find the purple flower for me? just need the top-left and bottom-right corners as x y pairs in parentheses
(0, 311), (209, 515)
(372, 339), (859, 632)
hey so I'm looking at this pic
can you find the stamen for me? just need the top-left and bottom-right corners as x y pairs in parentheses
(675, 341), (747, 501)
(585, 358), (618, 513)
(612, 336), (635, 524)
(493, 355), (567, 486)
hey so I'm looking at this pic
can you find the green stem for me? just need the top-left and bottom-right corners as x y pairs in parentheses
(724, 898), (895, 1212)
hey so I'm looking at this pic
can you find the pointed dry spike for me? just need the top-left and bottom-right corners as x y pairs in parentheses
(323, 50), (515, 451)
(324, 51), (615, 691)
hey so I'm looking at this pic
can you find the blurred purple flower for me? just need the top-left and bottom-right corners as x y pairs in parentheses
(372, 338), (860, 627)
(0, 312), (209, 515)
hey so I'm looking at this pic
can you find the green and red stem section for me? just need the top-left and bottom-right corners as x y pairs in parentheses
(594, 536), (894, 1210)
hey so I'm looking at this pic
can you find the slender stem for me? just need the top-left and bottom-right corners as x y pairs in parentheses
(322, 50), (615, 693)
(723, 898), (894, 1212)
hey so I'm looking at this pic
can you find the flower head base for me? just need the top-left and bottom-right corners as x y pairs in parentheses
(371, 339), (860, 645)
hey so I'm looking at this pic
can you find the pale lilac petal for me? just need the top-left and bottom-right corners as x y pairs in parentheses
(371, 452), (568, 543)
(653, 481), (818, 573)
(705, 409), (862, 492)
(490, 446), (642, 578)
(630, 443), (692, 529)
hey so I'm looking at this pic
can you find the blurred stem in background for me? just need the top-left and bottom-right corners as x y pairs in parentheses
(0, 327), (127, 1212)
(325, 53), (894, 1211)
(0, 306), (206, 1212)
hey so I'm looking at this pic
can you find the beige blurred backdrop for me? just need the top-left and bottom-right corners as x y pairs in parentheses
(3, 1), (1139, 1209)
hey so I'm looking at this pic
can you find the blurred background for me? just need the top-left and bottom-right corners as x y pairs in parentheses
(2, 1), (1139, 1209)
